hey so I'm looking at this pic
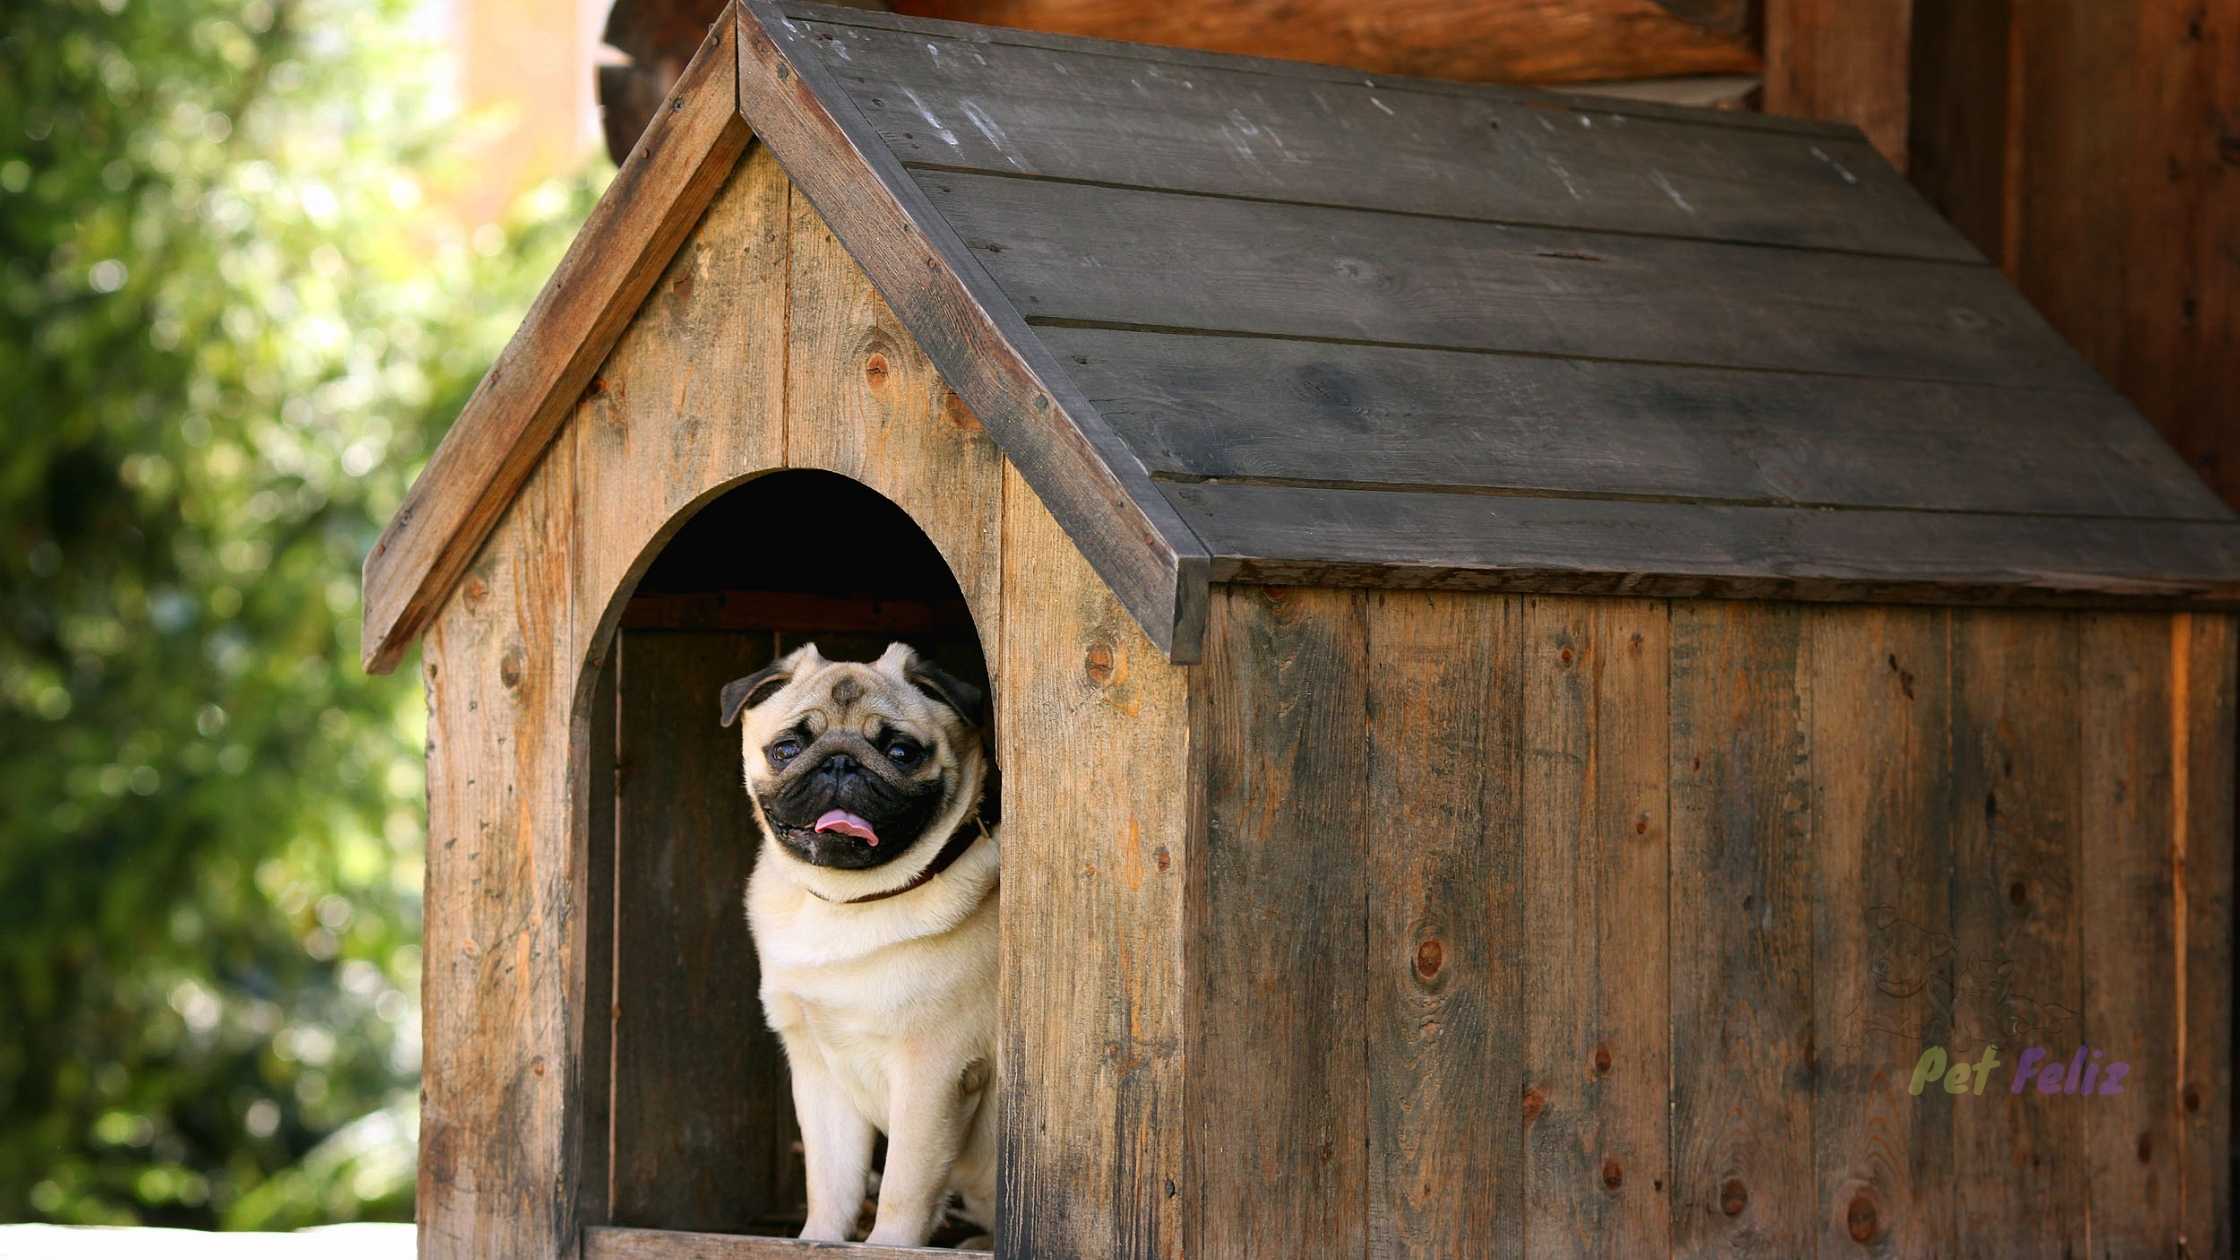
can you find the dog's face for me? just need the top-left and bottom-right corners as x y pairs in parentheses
(722, 642), (987, 872)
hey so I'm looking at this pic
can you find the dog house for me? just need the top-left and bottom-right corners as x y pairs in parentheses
(362, 3), (2240, 1256)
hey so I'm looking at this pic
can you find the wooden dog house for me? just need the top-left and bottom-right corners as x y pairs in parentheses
(362, 3), (2240, 1256)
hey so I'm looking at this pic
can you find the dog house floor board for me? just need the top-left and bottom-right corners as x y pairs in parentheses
(583, 1227), (985, 1260)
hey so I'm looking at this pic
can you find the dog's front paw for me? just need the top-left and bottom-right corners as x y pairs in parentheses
(864, 1223), (934, 1247)
(798, 1221), (852, 1244)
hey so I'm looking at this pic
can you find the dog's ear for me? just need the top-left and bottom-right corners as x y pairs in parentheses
(720, 661), (792, 728)
(905, 658), (986, 728)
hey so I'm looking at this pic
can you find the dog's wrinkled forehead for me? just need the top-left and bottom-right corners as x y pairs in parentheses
(721, 642), (977, 744)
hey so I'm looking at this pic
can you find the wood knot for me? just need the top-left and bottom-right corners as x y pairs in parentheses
(1593, 1044), (1612, 1074)
(1413, 938), (1444, 981)
(531, 1056), (547, 1078)
(1522, 1087), (1546, 1125)
(1153, 846), (1170, 873)
(498, 645), (525, 691)
(1084, 641), (1116, 685)
(2185, 1084), (2203, 1113)
(586, 375), (607, 397)
(1846, 1193), (1878, 1243)
(1558, 646), (1574, 665)
(2008, 880), (2029, 909)
(939, 391), (980, 433)
(1720, 1178), (1748, 1217)
(1634, 815), (1649, 836)
(1601, 1158), (1623, 1190)
(864, 352), (890, 387)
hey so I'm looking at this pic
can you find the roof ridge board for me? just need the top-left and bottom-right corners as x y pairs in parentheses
(738, 0), (1216, 662)
(897, 160), (1990, 269)
(360, 13), (753, 674)
(778, 0), (1853, 142)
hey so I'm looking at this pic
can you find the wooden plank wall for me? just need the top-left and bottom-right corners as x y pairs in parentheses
(1190, 590), (2234, 1257)
(1765, 0), (2240, 512)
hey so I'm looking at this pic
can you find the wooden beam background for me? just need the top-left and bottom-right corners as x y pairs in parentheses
(1765, 0), (2239, 513)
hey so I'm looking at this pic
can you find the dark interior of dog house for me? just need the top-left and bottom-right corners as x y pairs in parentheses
(578, 469), (990, 1243)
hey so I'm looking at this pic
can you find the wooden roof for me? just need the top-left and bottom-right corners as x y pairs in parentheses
(363, 0), (2240, 672)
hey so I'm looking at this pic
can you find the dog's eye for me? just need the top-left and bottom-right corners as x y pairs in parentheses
(767, 739), (802, 767)
(883, 739), (922, 768)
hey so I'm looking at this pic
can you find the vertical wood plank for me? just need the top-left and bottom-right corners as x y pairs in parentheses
(1191, 585), (1370, 1260)
(418, 434), (578, 1260)
(572, 145), (790, 647)
(1948, 610), (2086, 1252)
(608, 630), (797, 1232)
(1762, 0), (1916, 167)
(579, 652), (620, 1227)
(1805, 607), (1953, 1256)
(2077, 614), (2180, 1256)
(996, 468), (1190, 1260)
(1668, 600), (1814, 1257)
(2178, 614), (2237, 1260)
(1362, 592), (1524, 1258)
(787, 190), (1023, 685)
(1520, 597), (1672, 1257)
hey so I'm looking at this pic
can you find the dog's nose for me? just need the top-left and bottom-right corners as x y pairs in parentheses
(817, 752), (860, 778)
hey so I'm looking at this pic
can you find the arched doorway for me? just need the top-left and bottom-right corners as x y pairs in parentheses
(577, 469), (991, 1242)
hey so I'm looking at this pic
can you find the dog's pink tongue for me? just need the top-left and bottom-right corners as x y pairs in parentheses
(813, 809), (879, 845)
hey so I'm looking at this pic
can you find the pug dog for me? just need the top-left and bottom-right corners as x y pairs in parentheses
(722, 642), (999, 1246)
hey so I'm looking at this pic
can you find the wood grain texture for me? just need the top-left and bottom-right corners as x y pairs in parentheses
(878, 0), (1763, 85)
(418, 431), (580, 1260)
(585, 1225), (976, 1259)
(571, 144), (792, 658)
(2177, 613), (2237, 1260)
(1762, 0), (1915, 167)
(1948, 610), (2087, 1253)
(1362, 592), (1525, 1258)
(785, 184), (1006, 667)
(1805, 607), (1952, 1256)
(799, 18), (1961, 260)
(1667, 600), (1814, 1256)
(1189, 585), (1369, 1259)
(995, 464), (1190, 1260)
(2003, 1), (2240, 514)
(1519, 597), (1670, 1256)
(1159, 481), (2240, 610)
(2077, 614), (2181, 1256)
(736, 0), (1212, 662)
(924, 173), (2086, 389)
(1047, 326), (2221, 519)
(609, 631), (799, 1232)
(363, 17), (749, 674)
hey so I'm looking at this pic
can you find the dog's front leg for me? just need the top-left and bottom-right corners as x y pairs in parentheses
(863, 1053), (977, 1246)
(785, 1037), (874, 1242)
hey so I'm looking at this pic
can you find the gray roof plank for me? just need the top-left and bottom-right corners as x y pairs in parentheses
(802, 16), (1976, 261)
(1050, 327), (2227, 520)
(1164, 481), (2240, 607)
(923, 171), (2099, 389)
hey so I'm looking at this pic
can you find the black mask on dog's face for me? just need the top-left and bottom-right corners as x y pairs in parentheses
(722, 643), (987, 872)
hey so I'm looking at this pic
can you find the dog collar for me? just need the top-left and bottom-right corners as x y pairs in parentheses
(818, 816), (991, 906)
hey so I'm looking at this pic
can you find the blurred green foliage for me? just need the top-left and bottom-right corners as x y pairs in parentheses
(0, 0), (601, 1229)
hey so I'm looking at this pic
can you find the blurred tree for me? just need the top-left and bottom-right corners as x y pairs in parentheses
(0, 0), (599, 1229)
